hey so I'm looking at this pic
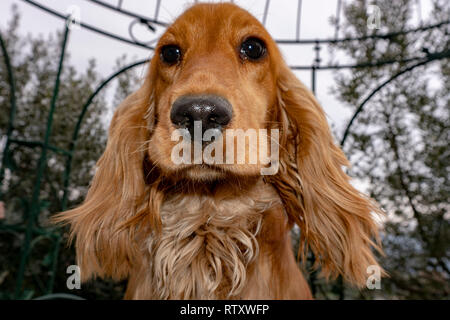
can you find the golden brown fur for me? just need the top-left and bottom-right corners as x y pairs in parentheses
(54, 3), (383, 300)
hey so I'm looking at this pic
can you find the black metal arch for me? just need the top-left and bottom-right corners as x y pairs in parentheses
(21, 0), (157, 50)
(340, 49), (450, 147)
(87, 0), (167, 27)
(21, 0), (450, 69)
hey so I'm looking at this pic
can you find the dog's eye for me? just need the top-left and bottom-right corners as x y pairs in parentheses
(160, 45), (182, 65)
(240, 38), (266, 61)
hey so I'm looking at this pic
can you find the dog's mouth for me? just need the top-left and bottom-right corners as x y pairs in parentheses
(181, 163), (229, 181)
(149, 124), (280, 179)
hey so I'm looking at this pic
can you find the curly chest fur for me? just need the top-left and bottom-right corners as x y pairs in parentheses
(146, 182), (282, 299)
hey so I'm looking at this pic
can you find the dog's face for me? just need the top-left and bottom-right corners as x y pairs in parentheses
(147, 3), (281, 181)
(55, 3), (384, 289)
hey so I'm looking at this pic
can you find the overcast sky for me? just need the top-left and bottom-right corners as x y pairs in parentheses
(0, 0), (433, 136)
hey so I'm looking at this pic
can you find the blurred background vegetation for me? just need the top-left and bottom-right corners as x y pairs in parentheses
(0, 0), (448, 299)
(313, 0), (449, 299)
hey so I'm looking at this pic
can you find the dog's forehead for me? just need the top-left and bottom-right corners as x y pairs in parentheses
(160, 3), (267, 45)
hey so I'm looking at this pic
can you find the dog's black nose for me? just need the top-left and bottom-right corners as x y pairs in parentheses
(170, 95), (232, 139)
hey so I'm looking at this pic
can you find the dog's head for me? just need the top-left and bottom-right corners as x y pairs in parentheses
(55, 3), (384, 289)
(145, 3), (283, 181)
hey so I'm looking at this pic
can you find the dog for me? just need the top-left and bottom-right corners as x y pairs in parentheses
(55, 3), (383, 299)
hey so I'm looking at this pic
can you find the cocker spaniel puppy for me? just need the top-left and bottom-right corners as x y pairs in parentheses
(55, 3), (383, 299)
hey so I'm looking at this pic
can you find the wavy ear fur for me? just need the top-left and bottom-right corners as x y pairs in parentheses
(53, 76), (159, 281)
(269, 62), (384, 287)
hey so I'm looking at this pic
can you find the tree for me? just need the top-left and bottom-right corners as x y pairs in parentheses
(0, 5), (140, 299)
(330, 0), (449, 299)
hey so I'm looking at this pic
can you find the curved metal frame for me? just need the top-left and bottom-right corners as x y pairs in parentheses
(86, 0), (167, 27)
(21, 0), (156, 50)
(340, 49), (450, 147)
(0, 0), (448, 300)
(20, 0), (450, 69)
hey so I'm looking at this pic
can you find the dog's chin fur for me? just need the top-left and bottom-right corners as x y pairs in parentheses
(177, 165), (230, 182)
(145, 178), (279, 299)
(150, 162), (263, 185)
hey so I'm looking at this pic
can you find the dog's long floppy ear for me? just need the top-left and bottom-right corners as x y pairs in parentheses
(269, 62), (384, 287)
(53, 72), (159, 282)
